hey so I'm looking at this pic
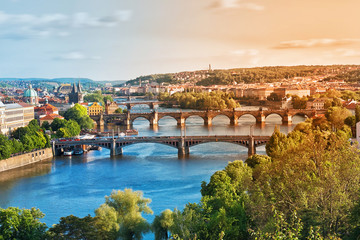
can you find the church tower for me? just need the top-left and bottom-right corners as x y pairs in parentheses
(68, 80), (84, 104)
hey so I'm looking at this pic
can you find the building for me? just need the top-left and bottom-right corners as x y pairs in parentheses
(3, 102), (34, 134)
(68, 81), (84, 104)
(105, 101), (119, 114)
(23, 84), (39, 105)
(34, 101), (59, 119)
(39, 113), (64, 125)
(306, 98), (328, 110)
(86, 102), (103, 116)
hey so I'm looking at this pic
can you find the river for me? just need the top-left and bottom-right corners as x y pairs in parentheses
(0, 107), (306, 238)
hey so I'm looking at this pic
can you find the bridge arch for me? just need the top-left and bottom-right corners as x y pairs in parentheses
(158, 115), (178, 123)
(264, 113), (283, 123)
(131, 116), (151, 124)
(185, 115), (205, 124)
(211, 114), (231, 124)
(238, 113), (257, 123)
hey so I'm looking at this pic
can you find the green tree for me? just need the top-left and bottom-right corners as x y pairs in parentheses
(47, 215), (109, 240)
(65, 120), (81, 137)
(51, 118), (67, 132)
(0, 134), (12, 159)
(115, 108), (123, 113)
(41, 121), (51, 131)
(152, 209), (174, 240)
(0, 207), (47, 240)
(95, 189), (153, 240)
(63, 104), (94, 130)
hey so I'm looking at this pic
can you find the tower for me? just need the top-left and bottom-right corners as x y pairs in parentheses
(68, 80), (84, 104)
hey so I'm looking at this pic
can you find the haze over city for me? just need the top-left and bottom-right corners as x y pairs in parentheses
(1, 0), (360, 80)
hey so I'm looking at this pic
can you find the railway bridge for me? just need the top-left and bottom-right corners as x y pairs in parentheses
(53, 135), (271, 157)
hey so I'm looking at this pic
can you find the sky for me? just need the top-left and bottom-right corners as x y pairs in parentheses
(1, 0), (360, 81)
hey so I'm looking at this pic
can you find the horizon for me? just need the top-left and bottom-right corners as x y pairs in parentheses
(1, 0), (360, 81)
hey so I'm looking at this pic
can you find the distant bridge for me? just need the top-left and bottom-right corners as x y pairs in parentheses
(91, 109), (325, 127)
(53, 135), (271, 157)
(116, 101), (167, 110)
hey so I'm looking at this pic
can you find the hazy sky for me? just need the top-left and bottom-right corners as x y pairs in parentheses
(1, 0), (360, 80)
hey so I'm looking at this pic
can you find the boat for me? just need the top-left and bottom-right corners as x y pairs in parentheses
(74, 149), (84, 155)
(63, 150), (74, 156)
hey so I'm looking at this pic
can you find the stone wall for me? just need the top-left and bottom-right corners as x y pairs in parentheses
(0, 148), (53, 173)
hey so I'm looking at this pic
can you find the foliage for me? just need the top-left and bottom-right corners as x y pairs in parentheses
(115, 108), (123, 113)
(292, 95), (308, 109)
(8, 120), (49, 156)
(63, 103), (94, 130)
(0, 207), (47, 240)
(158, 91), (239, 110)
(152, 209), (174, 240)
(267, 93), (282, 102)
(325, 106), (351, 130)
(47, 215), (110, 240)
(323, 69), (360, 83)
(95, 189), (153, 240)
(84, 90), (113, 107)
(170, 161), (251, 240)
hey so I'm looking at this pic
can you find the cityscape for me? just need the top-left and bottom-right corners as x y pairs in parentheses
(1, 0), (360, 240)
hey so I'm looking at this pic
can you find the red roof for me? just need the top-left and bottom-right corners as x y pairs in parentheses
(40, 114), (64, 121)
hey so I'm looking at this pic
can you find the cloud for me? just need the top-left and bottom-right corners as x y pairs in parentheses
(0, 10), (132, 39)
(231, 49), (259, 56)
(57, 51), (101, 61)
(274, 38), (360, 49)
(334, 48), (360, 57)
(209, 0), (264, 11)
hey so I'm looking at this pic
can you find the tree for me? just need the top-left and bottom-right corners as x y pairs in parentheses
(0, 207), (47, 240)
(325, 106), (351, 130)
(41, 121), (51, 131)
(345, 115), (356, 127)
(47, 215), (109, 240)
(0, 134), (12, 159)
(51, 118), (67, 132)
(95, 189), (153, 240)
(356, 105), (360, 123)
(152, 209), (174, 240)
(65, 120), (81, 137)
(115, 108), (123, 113)
(267, 92), (281, 101)
(63, 104), (94, 130)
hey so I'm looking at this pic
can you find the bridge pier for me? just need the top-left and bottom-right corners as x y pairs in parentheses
(282, 115), (292, 125)
(110, 139), (122, 156)
(177, 117), (185, 126)
(204, 117), (212, 126)
(178, 138), (189, 157)
(126, 103), (132, 110)
(255, 114), (266, 124)
(230, 116), (238, 126)
(248, 137), (256, 157)
(150, 112), (158, 126)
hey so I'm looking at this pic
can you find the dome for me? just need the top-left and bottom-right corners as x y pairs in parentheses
(23, 85), (38, 97)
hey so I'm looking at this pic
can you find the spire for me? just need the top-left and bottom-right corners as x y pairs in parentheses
(72, 81), (78, 93)
(77, 80), (82, 93)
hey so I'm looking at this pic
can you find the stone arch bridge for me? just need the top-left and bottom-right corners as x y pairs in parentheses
(53, 135), (270, 157)
(91, 109), (325, 127)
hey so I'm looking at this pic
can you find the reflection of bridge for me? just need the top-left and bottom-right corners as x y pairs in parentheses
(91, 109), (325, 127)
(53, 135), (270, 157)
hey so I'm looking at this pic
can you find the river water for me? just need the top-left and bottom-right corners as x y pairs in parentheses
(0, 106), (305, 238)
